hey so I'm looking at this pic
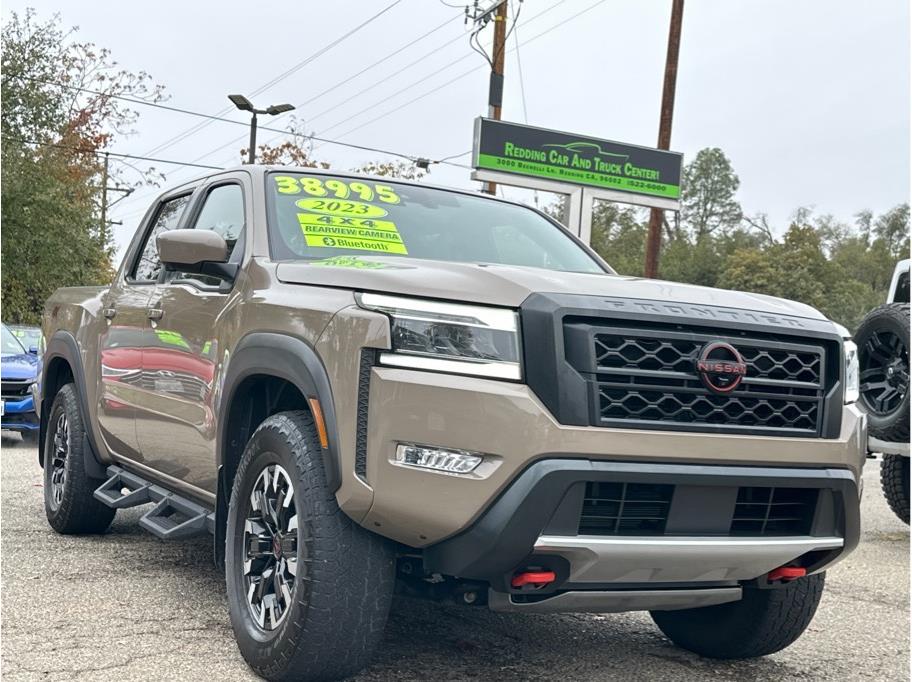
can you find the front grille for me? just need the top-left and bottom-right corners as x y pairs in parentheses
(731, 487), (818, 536)
(1, 380), (32, 400)
(578, 482), (819, 537)
(598, 387), (819, 431)
(579, 481), (674, 535)
(569, 322), (830, 437)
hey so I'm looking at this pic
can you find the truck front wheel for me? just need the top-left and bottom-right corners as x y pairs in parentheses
(226, 411), (395, 681)
(43, 384), (116, 534)
(650, 573), (825, 659)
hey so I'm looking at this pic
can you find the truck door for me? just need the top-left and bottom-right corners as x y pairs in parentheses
(134, 179), (247, 495)
(96, 193), (193, 460)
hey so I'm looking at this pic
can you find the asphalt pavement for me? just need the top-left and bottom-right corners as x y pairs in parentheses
(1, 435), (908, 681)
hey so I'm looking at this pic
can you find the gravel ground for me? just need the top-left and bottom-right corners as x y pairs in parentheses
(1, 436), (908, 681)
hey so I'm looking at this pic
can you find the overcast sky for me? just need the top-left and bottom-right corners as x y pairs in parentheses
(6, 0), (910, 265)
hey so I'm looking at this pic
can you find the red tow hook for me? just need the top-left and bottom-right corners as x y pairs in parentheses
(767, 566), (807, 582)
(511, 570), (556, 589)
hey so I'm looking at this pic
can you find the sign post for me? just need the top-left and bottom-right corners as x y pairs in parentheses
(471, 118), (683, 241)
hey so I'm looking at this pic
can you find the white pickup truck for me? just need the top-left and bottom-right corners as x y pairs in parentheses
(855, 259), (910, 522)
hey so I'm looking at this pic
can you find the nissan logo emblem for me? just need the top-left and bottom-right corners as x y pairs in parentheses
(696, 342), (748, 394)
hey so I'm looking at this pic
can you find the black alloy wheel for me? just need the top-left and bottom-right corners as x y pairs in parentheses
(242, 463), (299, 631)
(48, 411), (69, 511)
(860, 328), (909, 417)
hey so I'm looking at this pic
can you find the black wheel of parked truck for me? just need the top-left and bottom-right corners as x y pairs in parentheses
(226, 411), (395, 682)
(43, 384), (116, 534)
(880, 454), (910, 524)
(855, 303), (910, 442)
(651, 572), (825, 658)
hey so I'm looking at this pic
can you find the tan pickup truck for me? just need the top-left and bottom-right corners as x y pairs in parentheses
(38, 166), (866, 681)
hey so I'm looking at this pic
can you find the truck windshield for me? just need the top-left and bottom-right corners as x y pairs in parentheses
(265, 172), (605, 274)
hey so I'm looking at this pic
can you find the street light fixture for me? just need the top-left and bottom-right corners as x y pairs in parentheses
(228, 95), (296, 164)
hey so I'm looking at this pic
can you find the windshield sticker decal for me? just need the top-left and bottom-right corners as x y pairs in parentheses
(274, 176), (401, 204)
(296, 198), (389, 219)
(307, 256), (398, 269)
(296, 213), (408, 255)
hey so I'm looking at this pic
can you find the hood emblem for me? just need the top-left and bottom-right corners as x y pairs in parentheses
(696, 342), (747, 394)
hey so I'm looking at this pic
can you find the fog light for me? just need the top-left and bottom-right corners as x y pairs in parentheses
(395, 444), (483, 474)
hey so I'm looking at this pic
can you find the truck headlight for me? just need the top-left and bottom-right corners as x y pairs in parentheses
(835, 324), (859, 404)
(844, 340), (859, 404)
(356, 293), (521, 380)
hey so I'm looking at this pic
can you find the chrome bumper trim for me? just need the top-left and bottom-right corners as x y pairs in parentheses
(533, 535), (844, 584)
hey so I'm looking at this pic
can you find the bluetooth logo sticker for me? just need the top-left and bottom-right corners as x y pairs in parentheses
(322, 237), (337, 246)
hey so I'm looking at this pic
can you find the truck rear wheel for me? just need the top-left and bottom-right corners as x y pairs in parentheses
(226, 411), (394, 681)
(650, 573), (825, 659)
(855, 303), (910, 442)
(881, 454), (910, 524)
(43, 384), (116, 534)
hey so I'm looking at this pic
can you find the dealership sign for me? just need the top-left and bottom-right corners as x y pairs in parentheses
(472, 118), (683, 200)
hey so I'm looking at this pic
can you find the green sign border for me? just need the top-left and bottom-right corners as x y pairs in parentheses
(476, 153), (680, 199)
(472, 118), (682, 201)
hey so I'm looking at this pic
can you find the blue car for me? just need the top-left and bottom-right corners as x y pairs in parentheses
(1, 323), (40, 442)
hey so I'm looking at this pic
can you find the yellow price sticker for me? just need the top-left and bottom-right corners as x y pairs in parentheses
(297, 213), (408, 255)
(296, 198), (389, 219)
(274, 176), (401, 203)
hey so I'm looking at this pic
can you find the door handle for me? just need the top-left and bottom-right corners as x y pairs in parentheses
(147, 308), (164, 320)
(103, 307), (117, 319)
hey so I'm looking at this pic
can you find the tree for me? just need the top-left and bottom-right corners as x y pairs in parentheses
(247, 120), (426, 180)
(587, 202), (646, 274)
(680, 147), (743, 240)
(1, 10), (163, 323)
(873, 203), (910, 260)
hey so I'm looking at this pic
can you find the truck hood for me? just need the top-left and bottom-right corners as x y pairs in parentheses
(1, 352), (39, 381)
(275, 257), (828, 321)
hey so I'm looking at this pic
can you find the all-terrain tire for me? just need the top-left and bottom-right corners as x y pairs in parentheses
(855, 303), (910, 442)
(226, 411), (395, 682)
(650, 573), (825, 659)
(880, 454), (910, 524)
(43, 384), (116, 534)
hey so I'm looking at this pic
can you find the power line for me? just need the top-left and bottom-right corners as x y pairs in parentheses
(208, 24), (476, 165)
(140, 0), (403, 158)
(512, 0), (530, 124)
(314, 0), (608, 150)
(3, 135), (223, 170)
(198, 0), (568, 169)
(309, 0), (565, 140)
(15, 76), (468, 169)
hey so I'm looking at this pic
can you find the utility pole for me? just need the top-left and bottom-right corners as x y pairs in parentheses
(644, 0), (684, 279)
(100, 152), (109, 245)
(97, 152), (132, 246)
(470, 0), (508, 195)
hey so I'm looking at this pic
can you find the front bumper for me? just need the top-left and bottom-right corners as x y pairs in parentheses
(422, 459), (857, 590)
(358, 367), (866, 547)
(1, 395), (38, 431)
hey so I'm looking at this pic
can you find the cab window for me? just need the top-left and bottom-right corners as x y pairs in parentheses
(131, 194), (192, 282)
(172, 184), (245, 287)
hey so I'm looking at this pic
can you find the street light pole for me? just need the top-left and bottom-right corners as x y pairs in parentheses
(228, 95), (295, 165)
(248, 112), (258, 165)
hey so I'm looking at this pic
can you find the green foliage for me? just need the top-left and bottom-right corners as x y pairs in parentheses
(681, 147), (743, 239)
(1, 10), (162, 324)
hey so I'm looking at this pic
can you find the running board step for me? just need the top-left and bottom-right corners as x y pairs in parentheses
(94, 465), (215, 539)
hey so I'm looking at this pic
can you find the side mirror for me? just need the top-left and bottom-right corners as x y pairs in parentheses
(28, 345), (39, 355)
(157, 230), (238, 282)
